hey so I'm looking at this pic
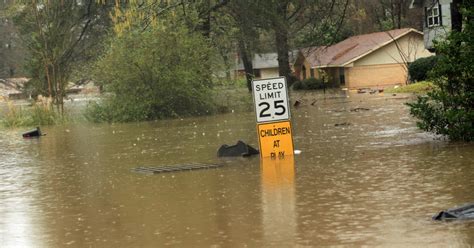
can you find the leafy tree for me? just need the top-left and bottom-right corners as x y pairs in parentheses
(260, 0), (349, 85)
(408, 2), (473, 141)
(12, 0), (111, 113)
(223, 0), (265, 91)
(87, 23), (216, 122)
(109, 0), (233, 80)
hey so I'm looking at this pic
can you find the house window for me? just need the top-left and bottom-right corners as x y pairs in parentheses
(302, 65), (306, 79)
(426, 5), (441, 27)
(310, 68), (315, 78)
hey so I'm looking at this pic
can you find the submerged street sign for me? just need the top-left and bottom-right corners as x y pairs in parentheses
(252, 77), (294, 159)
(257, 121), (294, 159)
(252, 77), (291, 123)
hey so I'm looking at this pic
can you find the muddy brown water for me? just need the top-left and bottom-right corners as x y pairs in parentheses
(1, 91), (473, 247)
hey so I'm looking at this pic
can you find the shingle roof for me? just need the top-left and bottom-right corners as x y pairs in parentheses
(300, 28), (421, 68)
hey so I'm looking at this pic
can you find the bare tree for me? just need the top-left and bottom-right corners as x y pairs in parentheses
(386, 30), (423, 84)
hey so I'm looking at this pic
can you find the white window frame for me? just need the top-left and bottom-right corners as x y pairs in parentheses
(427, 5), (440, 27)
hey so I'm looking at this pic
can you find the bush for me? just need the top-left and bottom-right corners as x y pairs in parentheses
(408, 56), (438, 82)
(86, 25), (217, 123)
(407, 3), (474, 141)
(292, 78), (337, 90)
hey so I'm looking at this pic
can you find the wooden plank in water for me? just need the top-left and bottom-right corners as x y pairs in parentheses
(132, 163), (223, 174)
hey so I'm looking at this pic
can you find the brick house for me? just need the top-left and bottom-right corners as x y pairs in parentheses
(293, 28), (433, 89)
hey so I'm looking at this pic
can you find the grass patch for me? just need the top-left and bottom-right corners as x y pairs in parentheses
(0, 101), (69, 128)
(385, 81), (434, 94)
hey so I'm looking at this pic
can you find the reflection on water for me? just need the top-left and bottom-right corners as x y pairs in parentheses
(261, 157), (296, 246)
(1, 91), (473, 247)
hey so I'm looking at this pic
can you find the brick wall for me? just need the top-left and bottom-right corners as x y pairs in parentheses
(345, 63), (407, 89)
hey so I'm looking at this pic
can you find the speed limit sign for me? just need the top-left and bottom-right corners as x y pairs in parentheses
(252, 77), (293, 159)
(251, 77), (291, 123)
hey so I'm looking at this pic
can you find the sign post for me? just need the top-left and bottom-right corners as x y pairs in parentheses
(252, 77), (294, 159)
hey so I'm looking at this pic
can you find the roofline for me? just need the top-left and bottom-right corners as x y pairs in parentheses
(339, 28), (422, 66)
(305, 28), (423, 68)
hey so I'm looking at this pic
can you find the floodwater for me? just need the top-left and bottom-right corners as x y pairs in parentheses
(1, 91), (473, 247)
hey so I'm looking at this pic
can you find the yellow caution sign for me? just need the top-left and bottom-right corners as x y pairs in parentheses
(257, 121), (294, 159)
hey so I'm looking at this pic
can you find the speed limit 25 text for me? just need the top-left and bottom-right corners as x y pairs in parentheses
(254, 81), (284, 100)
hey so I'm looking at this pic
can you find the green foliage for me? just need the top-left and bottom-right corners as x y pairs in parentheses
(292, 78), (337, 91)
(86, 25), (217, 123)
(213, 78), (248, 88)
(212, 87), (253, 113)
(11, 1), (110, 111)
(407, 3), (474, 141)
(385, 81), (434, 94)
(408, 56), (439, 82)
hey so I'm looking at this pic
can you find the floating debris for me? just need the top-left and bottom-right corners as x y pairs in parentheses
(335, 122), (351, 127)
(357, 88), (369, 94)
(217, 140), (259, 157)
(433, 203), (474, 221)
(22, 127), (45, 138)
(350, 107), (370, 112)
(132, 163), (223, 174)
(294, 100), (302, 107)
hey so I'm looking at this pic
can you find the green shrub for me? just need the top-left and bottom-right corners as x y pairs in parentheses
(214, 78), (247, 88)
(292, 78), (337, 90)
(86, 25), (217, 123)
(407, 3), (474, 141)
(408, 56), (438, 82)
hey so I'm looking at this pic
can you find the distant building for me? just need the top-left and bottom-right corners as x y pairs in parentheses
(410, 0), (454, 51)
(0, 78), (29, 100)
(235, 52), (297, 79)
(294, 28), (433, 89)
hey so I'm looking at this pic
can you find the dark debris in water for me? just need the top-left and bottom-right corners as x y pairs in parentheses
(433, 203), (474, 221)
(350, 107), (370, 112)
(132, 163), (223, 174)
(335, 122), (351, 127)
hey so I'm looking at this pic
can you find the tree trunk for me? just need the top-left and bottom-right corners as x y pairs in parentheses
(397, 0), (402, 28)
(451, 0), (462, 32)
(237, 38), (254, 92)
(275, 28), (292, 80)
(273, 2), (294, 85)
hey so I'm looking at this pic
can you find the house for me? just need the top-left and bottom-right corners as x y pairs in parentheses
(0, 78), (29, 100)
(293, 28), (433, 89)
(235, 52), (297, 79)
(410, 0), (455, 51)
